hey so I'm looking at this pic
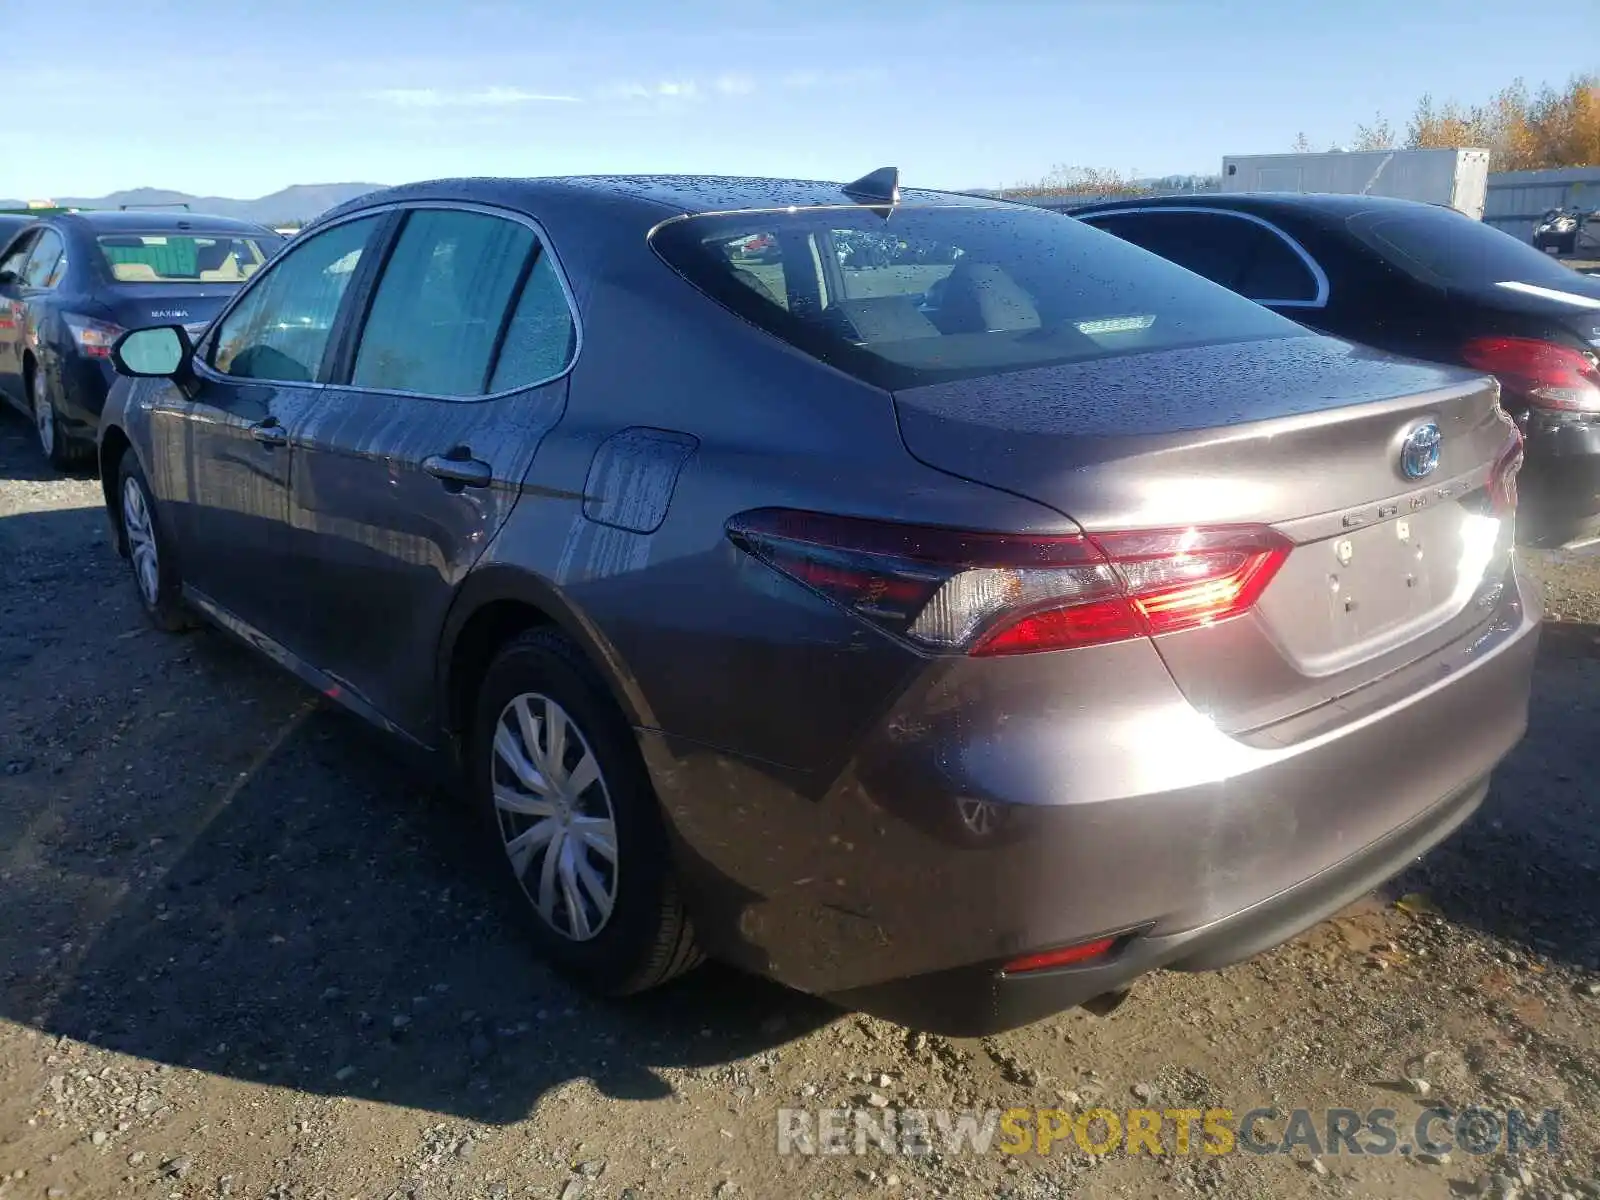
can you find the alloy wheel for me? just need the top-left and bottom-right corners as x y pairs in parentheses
(491, 692), (620, 941)
(122, 476), (161, 606)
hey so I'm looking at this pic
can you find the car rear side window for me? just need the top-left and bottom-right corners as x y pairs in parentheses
(650, 205), (1301, 390)
(352, 209), (537, 397)
(1347, 205), (1594, 289)
(487, 252), (577, 392)
(1085, 210), (1320, 304)
(211, 216), (381, 383)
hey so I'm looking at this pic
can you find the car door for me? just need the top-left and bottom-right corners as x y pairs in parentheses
(0, 229), (42, 406)
(278, 203), (579, 738)
(145, 213), (386, 638)
(1083, 208), (1327, 315)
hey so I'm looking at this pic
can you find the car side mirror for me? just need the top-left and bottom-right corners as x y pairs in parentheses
(111, 324), (194, 380)
(0, 269), (18, 286)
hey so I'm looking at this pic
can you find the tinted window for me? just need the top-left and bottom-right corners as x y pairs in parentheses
(651, 205), (1300, 389)
(1086, 210), (1319, 303)
(352, 209), (535, 397)
(211, 217), (380, 383)
(98, 233), (277, 283)
(0, 230), (38, 279)
(487, 252), (577, 391)
(1348, 205), (1595, 289)
(22, 229), (65, 288)
(0, 217), (31, 256)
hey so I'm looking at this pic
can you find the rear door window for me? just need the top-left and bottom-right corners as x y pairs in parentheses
(0, 231), (39, 281)
(351, 208), (537, 397)
(22, 229), (65, 289)
(1086, 210), (1320, 304)
(651, 204), (1302, 389)
(210, 216), (381, 383)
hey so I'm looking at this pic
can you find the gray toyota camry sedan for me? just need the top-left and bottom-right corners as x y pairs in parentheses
(97, 170), (1539, 1035)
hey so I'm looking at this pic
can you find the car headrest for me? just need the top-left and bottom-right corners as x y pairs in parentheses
(934, 261), (1041, 334)
(199, 255), (244, 281)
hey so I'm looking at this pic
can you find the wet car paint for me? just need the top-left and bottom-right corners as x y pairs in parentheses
(98, 176), (1540, 1033)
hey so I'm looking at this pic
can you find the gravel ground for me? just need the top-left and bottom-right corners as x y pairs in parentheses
(2, 406), (1600, 1200)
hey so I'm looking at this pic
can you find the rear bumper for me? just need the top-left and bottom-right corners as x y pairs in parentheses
(53, 354), (116, 435)
(831, 771), (1489, 1036)
(653, 570), (1540, 1033)
(1516, 412), (1600, 547)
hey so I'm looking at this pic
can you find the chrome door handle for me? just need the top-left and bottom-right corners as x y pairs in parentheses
(249, 420), (287, 447)
(422, 453), (492, 488)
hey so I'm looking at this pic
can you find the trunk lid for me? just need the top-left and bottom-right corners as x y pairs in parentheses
(1448, 269), (1600, 346)
(103, 284), (241, 336)
(893, 334), (1518, 733)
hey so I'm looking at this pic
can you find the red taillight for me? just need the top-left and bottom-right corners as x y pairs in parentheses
(1488, 423), (1525, 519)
(1461, 335), (1600, 412)
(62, 313), (125, 360)
(1002, 937), (1118, 975)
(726, 509), (1292, 656)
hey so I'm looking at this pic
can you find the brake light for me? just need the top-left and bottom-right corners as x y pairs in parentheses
(726, 509), (1292, 656)
(1461, 336), (1600, 412)
(62, 313), (125, 360)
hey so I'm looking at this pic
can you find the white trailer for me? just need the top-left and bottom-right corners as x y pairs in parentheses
(1220, 148), (1492, 220)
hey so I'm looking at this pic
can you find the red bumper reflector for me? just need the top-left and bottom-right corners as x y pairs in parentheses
(1001, 937), (1118, 975)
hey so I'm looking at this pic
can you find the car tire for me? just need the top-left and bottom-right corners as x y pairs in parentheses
(30, 362), (92, 471)
(117, 454), (191, 633)
(470, 628), (704, 996)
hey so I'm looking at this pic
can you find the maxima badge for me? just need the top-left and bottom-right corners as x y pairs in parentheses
(1400, 422), (1442, 480)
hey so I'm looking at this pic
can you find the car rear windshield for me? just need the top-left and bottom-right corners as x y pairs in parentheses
(648, 204), (1303, 389)
(1346, 206), (1589, 290)
(97, 233), (280, 284)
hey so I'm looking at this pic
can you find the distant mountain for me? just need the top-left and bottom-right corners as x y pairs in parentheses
(0, 183), (385, 225)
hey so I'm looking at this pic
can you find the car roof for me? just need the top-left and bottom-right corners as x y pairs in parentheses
(535, 174), (1004, 214)
(316, 174), (1014, 228)
(60, 210), (275, 235)
(1070, 192), (1458, 223)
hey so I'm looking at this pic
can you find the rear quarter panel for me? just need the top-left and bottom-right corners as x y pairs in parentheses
(478, 240), (1078, 771)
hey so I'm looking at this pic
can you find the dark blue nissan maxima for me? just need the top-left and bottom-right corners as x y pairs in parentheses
(0, 210), (282, 468)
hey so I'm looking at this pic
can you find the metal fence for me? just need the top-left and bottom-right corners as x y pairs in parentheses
(1483, 166), (1600, 241)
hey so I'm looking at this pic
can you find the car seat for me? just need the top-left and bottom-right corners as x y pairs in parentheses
(733, 267), (784, 307)
(109, 262), (161, 282)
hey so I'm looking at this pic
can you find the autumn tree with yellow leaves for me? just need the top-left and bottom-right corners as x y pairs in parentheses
(1003, 165), (1153, 199)
(1333, 75), (1599, 169)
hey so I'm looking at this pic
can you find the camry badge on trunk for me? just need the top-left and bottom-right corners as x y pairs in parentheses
(1400, 422), (1441, 480)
